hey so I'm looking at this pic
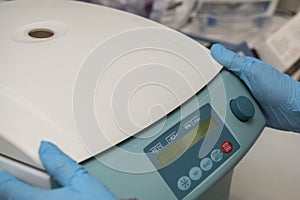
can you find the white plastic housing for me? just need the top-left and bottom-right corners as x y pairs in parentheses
(0, 0), (221, 169)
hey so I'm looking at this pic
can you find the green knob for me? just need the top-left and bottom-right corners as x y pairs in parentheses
(230, 96), (255, 122)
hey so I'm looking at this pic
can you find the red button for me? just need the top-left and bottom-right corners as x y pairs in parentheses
(221, 141), (233, 154)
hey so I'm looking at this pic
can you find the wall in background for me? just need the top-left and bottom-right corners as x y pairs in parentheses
(230, 128), (300, 200)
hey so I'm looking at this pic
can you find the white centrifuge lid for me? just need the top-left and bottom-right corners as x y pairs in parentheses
(0, 0), (221, 169)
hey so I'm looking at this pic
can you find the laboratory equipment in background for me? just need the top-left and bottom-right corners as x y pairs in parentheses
(148, 0), (197, 29)
(85, 0), (154, 18)
(255, 11), (300, 79)
(85, 0), (197, 29)
(194, 0), (279, 33)
(0, 1), (265, 200)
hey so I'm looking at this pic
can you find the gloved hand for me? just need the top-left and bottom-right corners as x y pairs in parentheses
(211, 44), (300, 133)
(0, 141), (116, 200)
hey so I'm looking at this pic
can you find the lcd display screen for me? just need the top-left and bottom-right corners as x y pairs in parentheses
(156, 117), (218, 168)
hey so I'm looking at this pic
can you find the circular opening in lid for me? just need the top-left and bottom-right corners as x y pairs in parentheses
(28, 29), (54, 39)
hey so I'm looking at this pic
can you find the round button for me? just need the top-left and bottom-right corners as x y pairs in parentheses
(189, 167), (202, 181)
(177, 176), (192, 191)
(211, 149), (223, 162)
(221, 141), (233, 154)
(230, 96), (255, 122)
(200, 158), (213, 171)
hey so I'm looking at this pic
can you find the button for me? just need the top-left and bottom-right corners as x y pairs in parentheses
(189, 167), (202, 181)
(230, 96), (255, 122)
(177, 176), (191, 191)
(200, 158), (213, 171)
(211, 149), (223, 162)
(221, 141), (233, 154)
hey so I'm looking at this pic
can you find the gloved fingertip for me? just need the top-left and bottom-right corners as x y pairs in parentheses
(210, 43), (237, 68)
(211, 44), (225, 59)
(39, 140), (60, 158)
(211, 43), (225, 52)
(40, 140), (56, 149)
(38, 141), (85, 186)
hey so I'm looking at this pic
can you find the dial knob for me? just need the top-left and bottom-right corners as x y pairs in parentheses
(230, 96), (255, 122)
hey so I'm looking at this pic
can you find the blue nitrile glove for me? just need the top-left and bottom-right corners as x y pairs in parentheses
(211, 44), (300, 133)
(0, 141), (116, 200)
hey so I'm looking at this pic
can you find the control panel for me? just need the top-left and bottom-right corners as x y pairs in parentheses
(80, 70), (266, 200)
(144, 104), (240, 199)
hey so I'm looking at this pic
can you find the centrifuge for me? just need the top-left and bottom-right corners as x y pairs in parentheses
(0, 1), (265, 199)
